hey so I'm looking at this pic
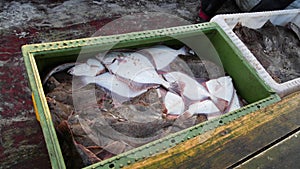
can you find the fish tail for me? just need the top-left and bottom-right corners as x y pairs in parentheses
(177, 46), (188, 55)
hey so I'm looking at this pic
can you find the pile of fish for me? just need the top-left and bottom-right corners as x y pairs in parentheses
(234, 21), (300, 83)
(45, 45), (242, 168)
(69, 45), (241, 119)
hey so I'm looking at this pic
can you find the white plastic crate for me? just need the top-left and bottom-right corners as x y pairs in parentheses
(211, 9), (300, 97)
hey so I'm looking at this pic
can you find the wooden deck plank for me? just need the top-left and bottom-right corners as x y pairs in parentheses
(125, 92), (300, 169)
(237, 130), (300, 169)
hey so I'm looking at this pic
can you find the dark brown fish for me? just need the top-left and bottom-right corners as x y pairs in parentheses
(234, 20), (300, 83)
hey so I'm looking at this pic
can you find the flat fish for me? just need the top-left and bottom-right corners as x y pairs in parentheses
(138, 45), (187, 71)
(108, 52), (170, 89)
(186, 100), (221, 120)
(164, 91), (185, 115)
(205, 76), (234, 112)
(163, 71), (210, 101)
(43, 62), (75, 85)
(74, 73), (148, 102)
(68, 61), (105, 77)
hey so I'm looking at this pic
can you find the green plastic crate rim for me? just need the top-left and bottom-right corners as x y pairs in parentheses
(22, 22), (280, 169)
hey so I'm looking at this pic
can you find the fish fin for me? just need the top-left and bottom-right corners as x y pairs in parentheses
(75, 143), (102, 164)
(287, 22), (300, 41)
(103, 141), (126, 155)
